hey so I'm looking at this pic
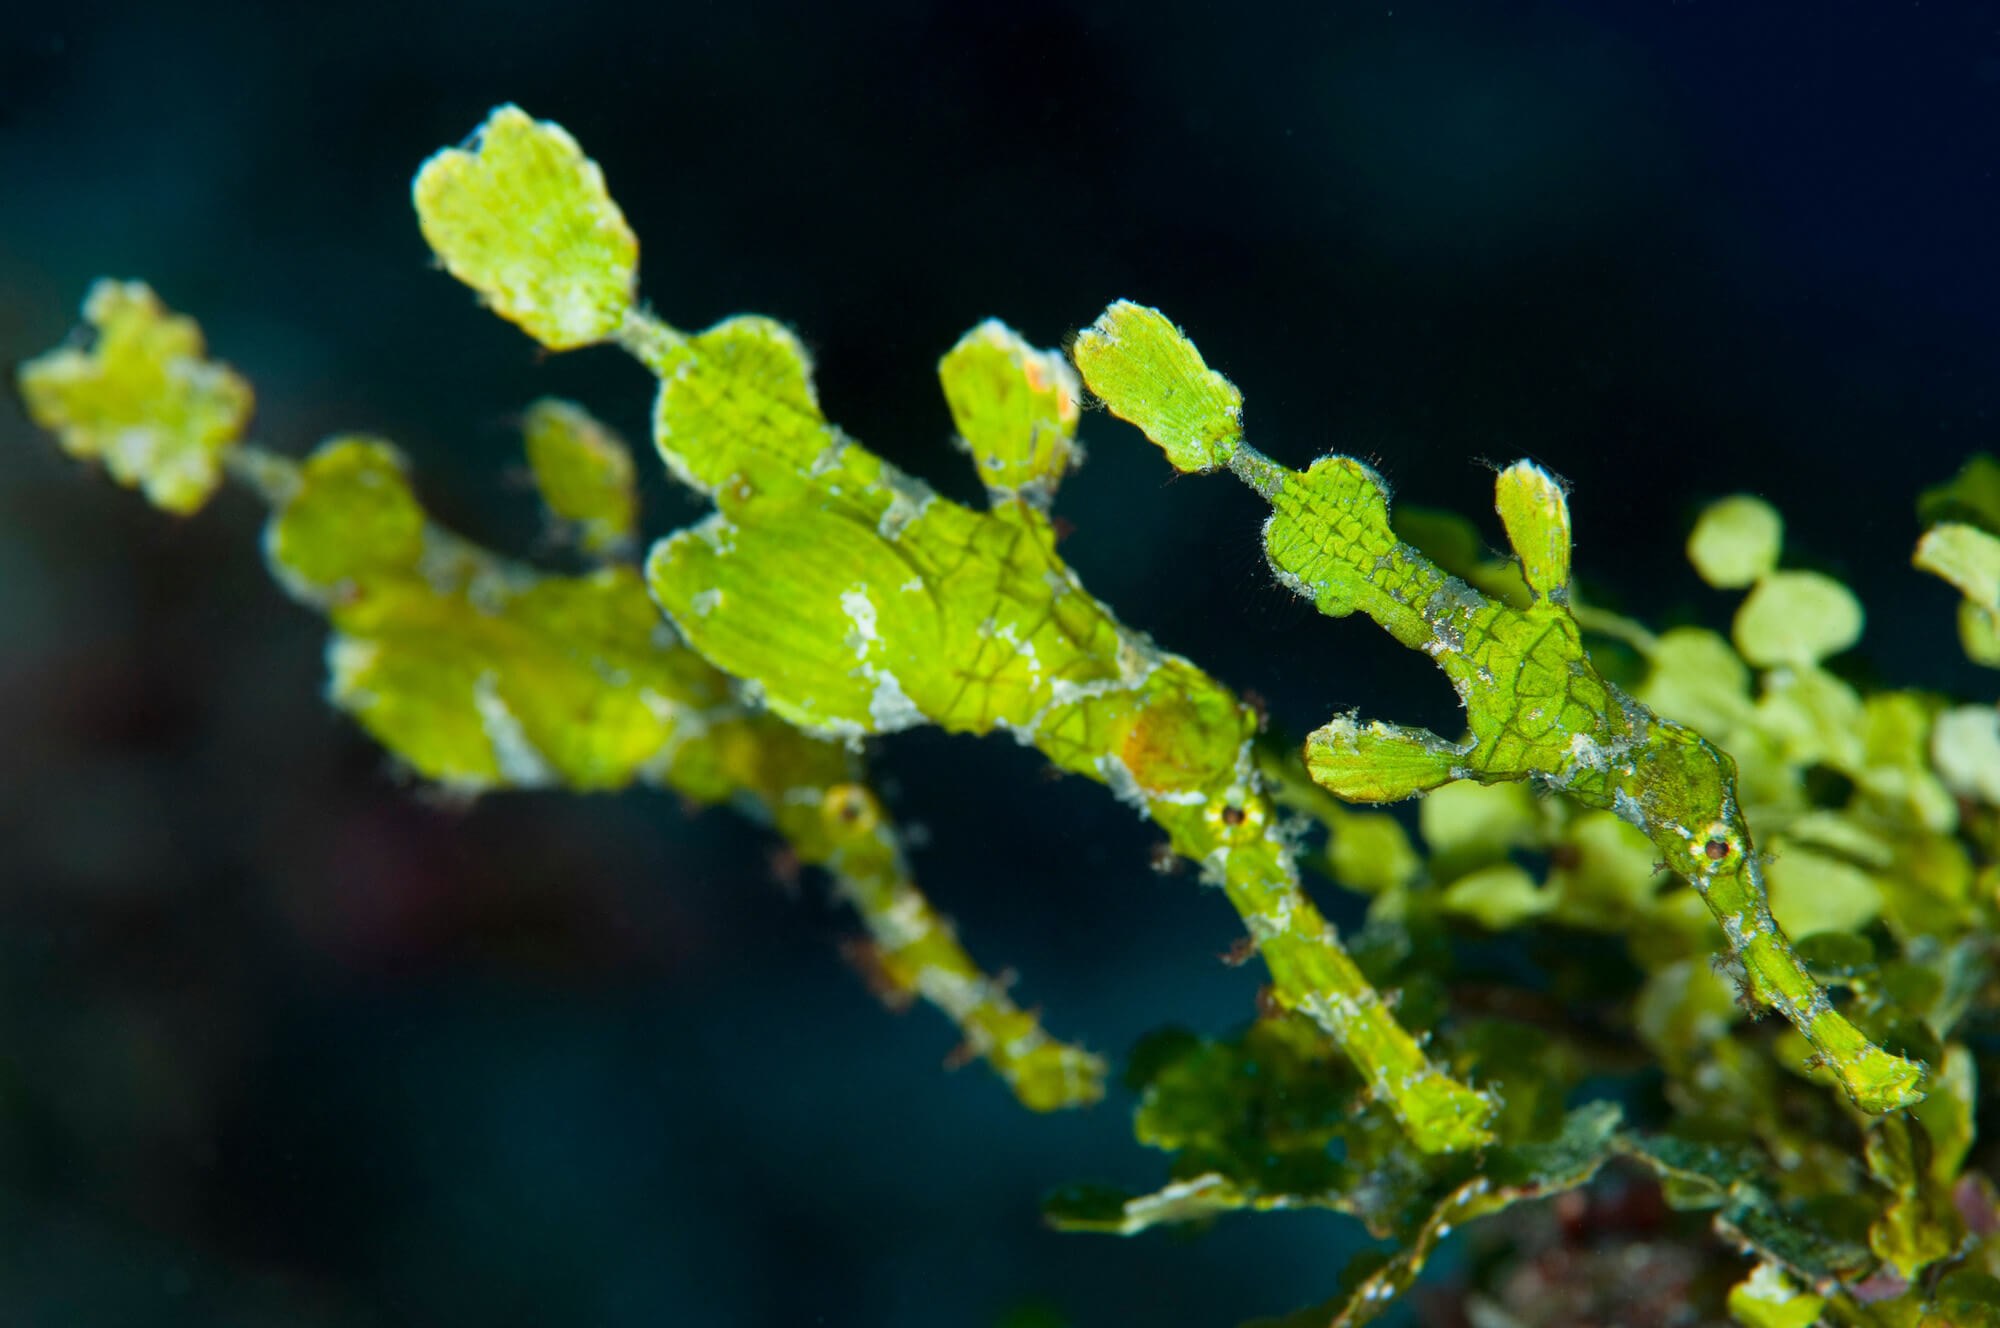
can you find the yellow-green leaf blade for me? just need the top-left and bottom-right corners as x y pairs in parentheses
(1732, 569), (1864, 667)
(1689, 494), (1784, 589)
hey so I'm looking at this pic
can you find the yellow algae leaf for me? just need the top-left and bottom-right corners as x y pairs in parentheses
(1918, 453), (2000, 532)
(1767, 845), (1882, 937)
(1439, 862), (1550, 930)
(1546, 811), (1668, 936)
(1915, 522), (2000, 667)
(1635, 627), (1754, 737)
(1732, 570), (1864, 667)
(1933, 704), (2000, 806)
(1688, 495), (1783, 590)
(1634, 958), (1743, 1058)
(1323, 810), (1421, 895)
(1419, 773), (1540, 868)
(413, 104), (637, 350)
(1755, 663), (1866, 772)
(17, 280), (252, 514)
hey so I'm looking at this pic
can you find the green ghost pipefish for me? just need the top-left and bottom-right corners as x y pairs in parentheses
(17, 278), (1103, 1115)
(1072, 300), (1928, 1116)
(411, 105), (1497, 1153)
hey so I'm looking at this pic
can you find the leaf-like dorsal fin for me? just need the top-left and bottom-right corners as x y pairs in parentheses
(939, 319), (1082, 508)
(414, 104), (638, 350)
(1094, 302), (1928, 1117)
(522, 398), (639, 557)
(1305, 716), (1464, 803)
(1493, 461), (1572, 601)
(650, 315), (830, 498)
(1072, 301), (1242, 474)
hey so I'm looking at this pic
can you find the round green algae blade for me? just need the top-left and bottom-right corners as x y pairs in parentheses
(1688, 494), (1783, 589)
